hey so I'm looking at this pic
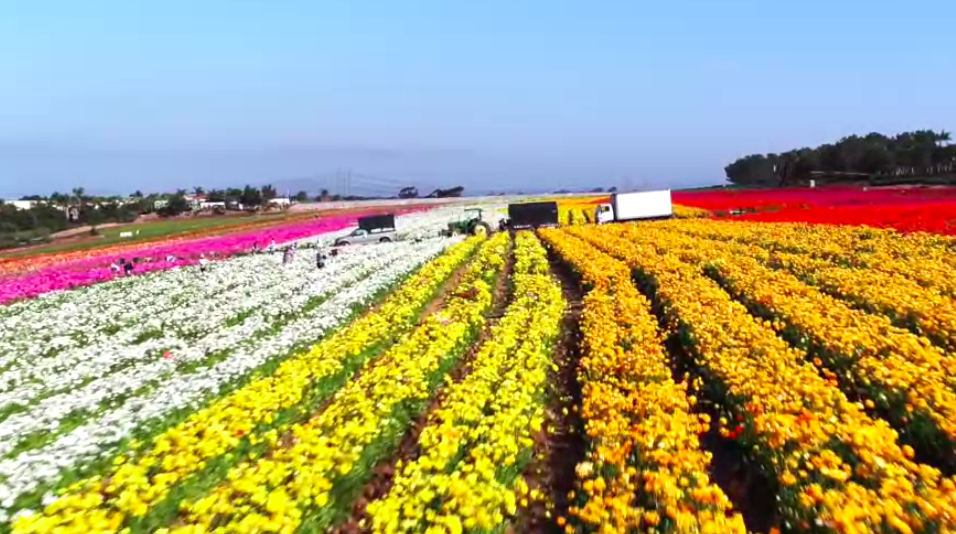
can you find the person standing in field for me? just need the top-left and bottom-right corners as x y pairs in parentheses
(199, 254), (209, 274)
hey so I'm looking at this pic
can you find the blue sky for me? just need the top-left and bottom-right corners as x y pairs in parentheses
(1, 0), (953, 197)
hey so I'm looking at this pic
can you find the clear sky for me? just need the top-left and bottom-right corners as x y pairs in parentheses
(1, 0), (953, 197)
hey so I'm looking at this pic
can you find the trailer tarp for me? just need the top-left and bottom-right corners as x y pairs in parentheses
(357, 213), (396, 231)
(507, 201), (559, 228)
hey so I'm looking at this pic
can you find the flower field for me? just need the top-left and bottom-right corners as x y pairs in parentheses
(673, 186), (956, 234)
(5, 199), (956, 534)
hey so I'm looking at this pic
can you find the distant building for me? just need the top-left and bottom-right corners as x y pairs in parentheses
(183, 195), (206, 209)
(1, 200), (40, 210)
(199, 201), (226, 210)
(268, 197), (291, 208)
(153, 199), (169, 210)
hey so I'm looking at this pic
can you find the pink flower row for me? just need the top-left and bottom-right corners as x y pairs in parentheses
(0, 215), (354, 305)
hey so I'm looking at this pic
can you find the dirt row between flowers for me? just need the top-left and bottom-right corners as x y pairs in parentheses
(330, 238), (516, 534)
(530, 234), (778, 534)
(582, 238), (778, 533)
(138, 242), (484, 533)
(504, 248), (586, 534)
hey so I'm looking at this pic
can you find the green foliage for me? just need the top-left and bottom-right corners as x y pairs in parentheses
(158, 195), (191, 217)
(726, 129), (956, 186)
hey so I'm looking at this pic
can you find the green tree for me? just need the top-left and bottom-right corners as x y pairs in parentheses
(241, 185), (263, 207)
(725, 129), (956, 185)
(159, 195), (191, 217)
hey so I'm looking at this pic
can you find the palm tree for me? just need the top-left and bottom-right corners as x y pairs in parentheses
(72, 187), (85, 206)
(193, 186), (205, 196)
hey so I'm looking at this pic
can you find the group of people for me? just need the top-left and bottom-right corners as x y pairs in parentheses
(109, 258), (137, 276)
(106, 239), (334, 280)
(250, 239), (333, 270)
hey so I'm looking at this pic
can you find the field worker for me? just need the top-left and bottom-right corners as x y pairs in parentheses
(123, 260), (134, 276)
(199, 254), (209, 274)
(316, 250), (326, 269)
(282, 247), (292, 265)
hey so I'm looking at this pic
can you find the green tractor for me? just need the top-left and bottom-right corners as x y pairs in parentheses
(442, 208), (494, 237)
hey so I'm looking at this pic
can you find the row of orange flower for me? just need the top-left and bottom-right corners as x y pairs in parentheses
(570, 223), (956, 534)
(641, 221), (956, 463)
(540, 228), (746, 533)
(665, 219), (956, 297)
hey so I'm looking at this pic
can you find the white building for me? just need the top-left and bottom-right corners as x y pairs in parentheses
(268, 197), (291, 207)
(2, 200), (40, 210)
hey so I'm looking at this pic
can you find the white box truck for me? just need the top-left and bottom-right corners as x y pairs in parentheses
(595, 190), (673, 223)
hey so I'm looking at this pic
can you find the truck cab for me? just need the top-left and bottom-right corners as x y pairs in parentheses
(595, 203), (614, 224)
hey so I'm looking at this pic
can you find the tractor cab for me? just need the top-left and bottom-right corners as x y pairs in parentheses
(443, 208), (494, 236)
(461, 208), (483, 224)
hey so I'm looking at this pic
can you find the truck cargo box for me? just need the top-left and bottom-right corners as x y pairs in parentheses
(611, 190), (673, 221)
(507, 201), (559, 228)
(357, 213), (396, 232)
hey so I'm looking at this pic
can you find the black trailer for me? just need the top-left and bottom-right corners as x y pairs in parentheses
(357, 213), (396, 232)
(507, 201), (559, 229)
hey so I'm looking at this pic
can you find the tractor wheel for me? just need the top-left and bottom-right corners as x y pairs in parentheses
(470, 221), (491, 236)
(379, 237), (392, 243)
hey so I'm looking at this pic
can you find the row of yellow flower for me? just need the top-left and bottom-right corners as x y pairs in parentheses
(763, 250), (956, 352)
(661, 219), (956, 297)
(572, 224), (956, 534)
(647, 220), (956, 356)
(168, 232), (510, 534)
(543, 228), (746, 534)
(13, 236), (486, 534)
(667, 238), (956, 466)
(664, 219), (956, 350)
(631, 222), (956, 460)
(367, 231), (564, 534)
(558, 206), (592, 226)
(672, 204), (711, 218)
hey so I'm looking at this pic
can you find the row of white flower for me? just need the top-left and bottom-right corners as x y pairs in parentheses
(0, 207), (462, 401)
(0, 205), (463, 342)
(0, 236), (457, 517)
(0, 242), (398, 411)
(0, 240), (418, 459)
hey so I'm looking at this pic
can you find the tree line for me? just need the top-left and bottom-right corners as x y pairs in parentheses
(725, 129), (956, 186)
(0, 184), (309, 250)
(0, 181), (472, 250)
